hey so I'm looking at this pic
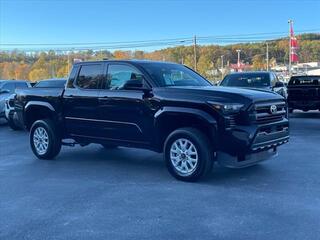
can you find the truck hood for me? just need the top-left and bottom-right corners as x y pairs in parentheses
(154, 86), (284, 105)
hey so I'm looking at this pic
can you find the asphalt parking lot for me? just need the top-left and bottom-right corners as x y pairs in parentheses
(0, 112), (320, 240)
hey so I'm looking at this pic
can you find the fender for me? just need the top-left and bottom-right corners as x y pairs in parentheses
(154, 106), (217, 126)
(25, 101), (55, 112)
(153, 106), (218, 151)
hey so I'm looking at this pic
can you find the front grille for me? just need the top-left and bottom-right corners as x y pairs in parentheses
(253, 101), (287, 124)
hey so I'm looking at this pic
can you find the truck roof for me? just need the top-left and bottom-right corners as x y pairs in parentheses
(228, 71), (273, 75)
(73, 59), (179, 65)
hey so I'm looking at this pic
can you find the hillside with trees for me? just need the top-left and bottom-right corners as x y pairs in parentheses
(0, 33), (319, 82)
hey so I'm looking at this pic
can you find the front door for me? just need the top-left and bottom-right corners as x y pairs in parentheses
(97, 63), (154, 144)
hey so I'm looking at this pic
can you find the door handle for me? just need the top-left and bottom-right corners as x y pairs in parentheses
(98, 96), (109, 101)
(64, 95), (74, 98)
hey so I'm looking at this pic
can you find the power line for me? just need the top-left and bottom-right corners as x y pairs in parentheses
(1, 29), (318, 47)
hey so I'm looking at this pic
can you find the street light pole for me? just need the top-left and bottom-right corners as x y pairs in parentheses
(179, 40), (186, 64)
(193, 35), (197, 71)
(221, 55), (224, 78)
(236, 49), (241, 71)
(288, 19), (292, 77)
(266, 42), (269, 71)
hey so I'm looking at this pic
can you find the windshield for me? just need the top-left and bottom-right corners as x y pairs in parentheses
(34, 80), (66, 88)
(221, 73), (271, 88)
(140, 62), (211, 87)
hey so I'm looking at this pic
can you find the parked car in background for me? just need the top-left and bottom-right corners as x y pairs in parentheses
(15, 60), (289, 182)
(6, 78), (67, 130)
(287, 75), (320, 113)
(0, 80), (31, 121)
(4, 94), (22, 130)
(220, 72), (287, 98)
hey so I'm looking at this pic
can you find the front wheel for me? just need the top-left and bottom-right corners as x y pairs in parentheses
(164, 127), (213, 182)
(30, 119), (61, 160)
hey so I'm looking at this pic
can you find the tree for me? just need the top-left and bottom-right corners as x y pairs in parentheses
(252, 55), (265, 70)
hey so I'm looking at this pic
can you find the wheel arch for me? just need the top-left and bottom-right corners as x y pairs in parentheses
(24, 101), (58, 130)
(154, 107), (218, 152)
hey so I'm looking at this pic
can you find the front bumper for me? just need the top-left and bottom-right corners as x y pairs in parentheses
(217, 119), (289, 167)
(217, 148), (278, 168)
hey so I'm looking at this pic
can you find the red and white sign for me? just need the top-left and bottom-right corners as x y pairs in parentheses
(290, 22), (299, 62)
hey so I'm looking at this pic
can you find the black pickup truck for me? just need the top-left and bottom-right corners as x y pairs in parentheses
(287, 75), (320, 113)
(15, 60), (289, 181)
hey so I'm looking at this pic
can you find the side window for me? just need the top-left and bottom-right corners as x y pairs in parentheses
(3, 82), (15, 93)
(67, 66), (79, 88)
(75, 64), (102, 89)
(106, 64), (143, 90)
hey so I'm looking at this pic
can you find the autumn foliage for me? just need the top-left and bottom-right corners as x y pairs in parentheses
(0, 34), (319, 81)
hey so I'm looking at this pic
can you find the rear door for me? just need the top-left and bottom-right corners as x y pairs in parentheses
(63, 63), (104, 138)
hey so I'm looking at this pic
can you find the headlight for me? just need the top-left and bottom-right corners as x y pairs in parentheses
(208, 101), (244, 114)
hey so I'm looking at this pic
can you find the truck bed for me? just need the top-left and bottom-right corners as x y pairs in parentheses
(15, 87), (64, 108)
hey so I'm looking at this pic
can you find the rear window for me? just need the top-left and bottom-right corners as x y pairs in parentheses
(35, 80), (66, 88)
(16, 82), (30, 88)
(75, 64), (103, 89)
(221, 73), (271, 88)
(289, 76), (320, 86)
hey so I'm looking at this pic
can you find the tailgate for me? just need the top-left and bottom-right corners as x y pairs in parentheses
(288, 86), (320, 100)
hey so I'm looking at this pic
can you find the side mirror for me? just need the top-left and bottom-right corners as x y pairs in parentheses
(274, 82), (285, 88)
(0, 89), (10, 94)
(123, 79), (144, 89)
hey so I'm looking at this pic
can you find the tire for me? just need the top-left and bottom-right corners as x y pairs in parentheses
(101, 143), (118, 149)
(8, 114), (22, 131)
(30, 119), (62, 160)
(164, 127), (213, 182)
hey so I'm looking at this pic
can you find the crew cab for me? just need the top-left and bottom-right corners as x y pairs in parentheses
(15, 60), (289, 181)
(287, 75), (320, 113)
(220, 71), (287, 98)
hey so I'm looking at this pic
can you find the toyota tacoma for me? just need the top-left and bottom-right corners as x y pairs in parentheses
(15, 60), (289, 181)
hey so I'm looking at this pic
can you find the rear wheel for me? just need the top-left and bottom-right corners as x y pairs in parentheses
(164, 127), (213, 182)
(30, 119), (61, 160)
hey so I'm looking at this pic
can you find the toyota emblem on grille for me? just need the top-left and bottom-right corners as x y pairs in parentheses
(270, 105), (277, 114)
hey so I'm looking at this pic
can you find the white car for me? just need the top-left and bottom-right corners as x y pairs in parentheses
(5, 94), (15, 120)
(0, 80), (31, 120)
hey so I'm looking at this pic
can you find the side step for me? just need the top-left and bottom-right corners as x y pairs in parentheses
(61, 141), (89, 147)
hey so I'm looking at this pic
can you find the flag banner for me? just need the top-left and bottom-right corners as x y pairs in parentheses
(290, 22), (299, 62)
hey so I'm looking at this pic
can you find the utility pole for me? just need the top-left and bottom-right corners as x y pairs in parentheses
(288, 19), (292, 77)
(193, 35), (197, 71)
(266, 42), (269, 71)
